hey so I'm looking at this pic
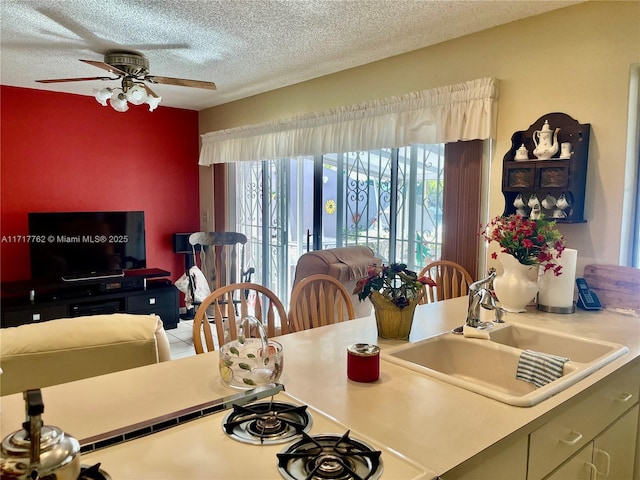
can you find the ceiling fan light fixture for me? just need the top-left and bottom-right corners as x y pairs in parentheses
(110, 92), (129, 112)
(94, 87), (113, 106)
(146, 95), (162, 112)
(39, 50), (213, 112)
(125, 84), (148, 105)
(39, 50), (210, 112)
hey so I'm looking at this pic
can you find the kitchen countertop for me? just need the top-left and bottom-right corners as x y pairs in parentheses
(1, 297), (639, 478)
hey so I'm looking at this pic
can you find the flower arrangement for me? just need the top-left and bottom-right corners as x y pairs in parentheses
(353, 263), (436, 309)
(483, 214), (565, 275)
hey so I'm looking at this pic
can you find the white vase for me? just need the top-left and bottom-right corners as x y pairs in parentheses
(493, 253), (539, 313)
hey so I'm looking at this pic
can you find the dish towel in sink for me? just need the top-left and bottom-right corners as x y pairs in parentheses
(516, 350), (569, 388)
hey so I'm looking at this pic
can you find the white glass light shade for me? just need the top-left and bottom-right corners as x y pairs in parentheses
(126, 84), (148, 105)
(110, 93), (129, 112)
(146, 95), (162, 112)
(94, 88), (113, 106)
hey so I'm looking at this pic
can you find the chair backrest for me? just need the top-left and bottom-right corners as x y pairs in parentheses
(419, 260), (473, 304)
(189, 232), (252, 295)
(289, 274), (356, 331)
(192, 282), (289, 354)
(292, 246), (381, 318)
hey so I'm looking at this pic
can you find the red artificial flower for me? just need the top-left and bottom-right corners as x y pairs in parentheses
(418, 276), (437, 287)
(482, 214), (566, 276)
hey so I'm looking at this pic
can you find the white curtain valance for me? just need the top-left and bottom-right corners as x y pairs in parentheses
(199, 77), (499, 165)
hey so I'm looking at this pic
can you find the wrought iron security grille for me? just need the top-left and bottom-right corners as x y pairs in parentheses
(230, 144), (444, 304)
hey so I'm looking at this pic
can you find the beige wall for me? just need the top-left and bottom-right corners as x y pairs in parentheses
(199, 1), (640, 275)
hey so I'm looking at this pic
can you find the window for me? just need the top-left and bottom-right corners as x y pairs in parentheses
(203, 79), (498, 299)
(228, 144), (447, 304)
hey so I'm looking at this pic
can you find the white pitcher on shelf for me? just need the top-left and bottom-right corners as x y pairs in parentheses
(532, 120), (560, 160)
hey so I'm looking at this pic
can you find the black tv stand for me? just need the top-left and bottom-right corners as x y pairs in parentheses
(1, 268), (179, 330)
(61, 270), (125, 282)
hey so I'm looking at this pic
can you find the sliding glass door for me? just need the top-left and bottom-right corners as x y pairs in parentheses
(228, 144), (444, 305)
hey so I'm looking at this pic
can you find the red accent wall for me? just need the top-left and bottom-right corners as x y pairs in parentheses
(0, 86), (200, 283)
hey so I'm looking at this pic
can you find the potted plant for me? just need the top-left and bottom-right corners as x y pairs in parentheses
(354, 263), (435, 339)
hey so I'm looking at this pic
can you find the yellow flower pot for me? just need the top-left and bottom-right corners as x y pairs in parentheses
(369, 291), (420, 340)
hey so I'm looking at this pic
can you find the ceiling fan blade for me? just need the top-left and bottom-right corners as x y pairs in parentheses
(145, 75), (217, 90)
(37, 8), (190, 53)
(36, 76), (115, 83)
(125, 43), (190, 51)
(37, 7), (110, 54)
(142, 83), (160, 98)
(1, 41), (91, 51)
(80, 59), (128, 76)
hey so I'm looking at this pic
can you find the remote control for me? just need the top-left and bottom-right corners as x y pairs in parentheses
(576, 277), (602, 310)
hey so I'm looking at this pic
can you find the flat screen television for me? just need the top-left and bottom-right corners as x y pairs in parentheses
(28, 211), (146, 281)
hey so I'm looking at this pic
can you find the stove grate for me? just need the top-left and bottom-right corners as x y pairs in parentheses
(223, 400), (313, 445)
(277, 430), (383, 480)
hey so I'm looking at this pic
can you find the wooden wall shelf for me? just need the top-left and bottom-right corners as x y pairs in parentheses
(502, 112), (590, 223)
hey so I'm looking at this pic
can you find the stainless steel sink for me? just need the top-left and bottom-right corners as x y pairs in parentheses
(382, 322), (629, 407)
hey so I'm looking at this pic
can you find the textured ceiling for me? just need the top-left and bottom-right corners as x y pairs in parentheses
(1, 0), (580, 111)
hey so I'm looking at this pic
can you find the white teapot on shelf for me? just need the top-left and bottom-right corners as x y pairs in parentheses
(532, 120), (560, 160)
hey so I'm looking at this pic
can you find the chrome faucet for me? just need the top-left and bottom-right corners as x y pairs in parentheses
(466, 269), (499, 328)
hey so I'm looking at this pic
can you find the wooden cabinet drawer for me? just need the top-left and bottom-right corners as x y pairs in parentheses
(2, 305), (68, 327)
(528, 367), (639, 480)
(127, 288), (176, 312)
(538, 163), (570, 188)
(503, 163), (535, 190)
(143, 306), (178, 329)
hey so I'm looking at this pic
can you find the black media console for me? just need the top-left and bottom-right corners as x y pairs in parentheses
(0, 268), (179, 329)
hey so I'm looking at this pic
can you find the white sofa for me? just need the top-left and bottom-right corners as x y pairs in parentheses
(0, 313), (171, 396)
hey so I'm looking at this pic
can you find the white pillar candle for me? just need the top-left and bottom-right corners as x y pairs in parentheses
(538, 248), (578, 310)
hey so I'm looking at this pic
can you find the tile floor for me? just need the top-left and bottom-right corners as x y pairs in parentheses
(165, 319), (197, 360)
(165, 317), (224, 359)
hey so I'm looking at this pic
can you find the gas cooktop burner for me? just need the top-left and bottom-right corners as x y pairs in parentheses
(277, 431), (383, 480)
(78, 463), (111, 480)
(223, 401), (313, 445)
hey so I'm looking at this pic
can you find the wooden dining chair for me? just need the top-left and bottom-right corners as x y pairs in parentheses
(418, 260), (473, 304)
(289, 274), (356, 332)
(192, 282), (290, 354)
(187, 232), (255, 314)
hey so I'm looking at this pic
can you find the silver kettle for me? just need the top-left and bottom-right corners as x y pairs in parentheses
(0, 389), (81, 480)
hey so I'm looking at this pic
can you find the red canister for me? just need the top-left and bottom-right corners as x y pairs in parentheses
(347, 343), (380, 382)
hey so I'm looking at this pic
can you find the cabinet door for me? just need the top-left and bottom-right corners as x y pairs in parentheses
(529, 368), (639, 480)
(592, 405), (638, 480)
(440, 435), (527, 480)
(543, 406), (639, 480)
(545, 445), (595, 480)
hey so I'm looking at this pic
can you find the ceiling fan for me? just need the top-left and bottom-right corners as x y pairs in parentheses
(35, 50), (216, 112)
